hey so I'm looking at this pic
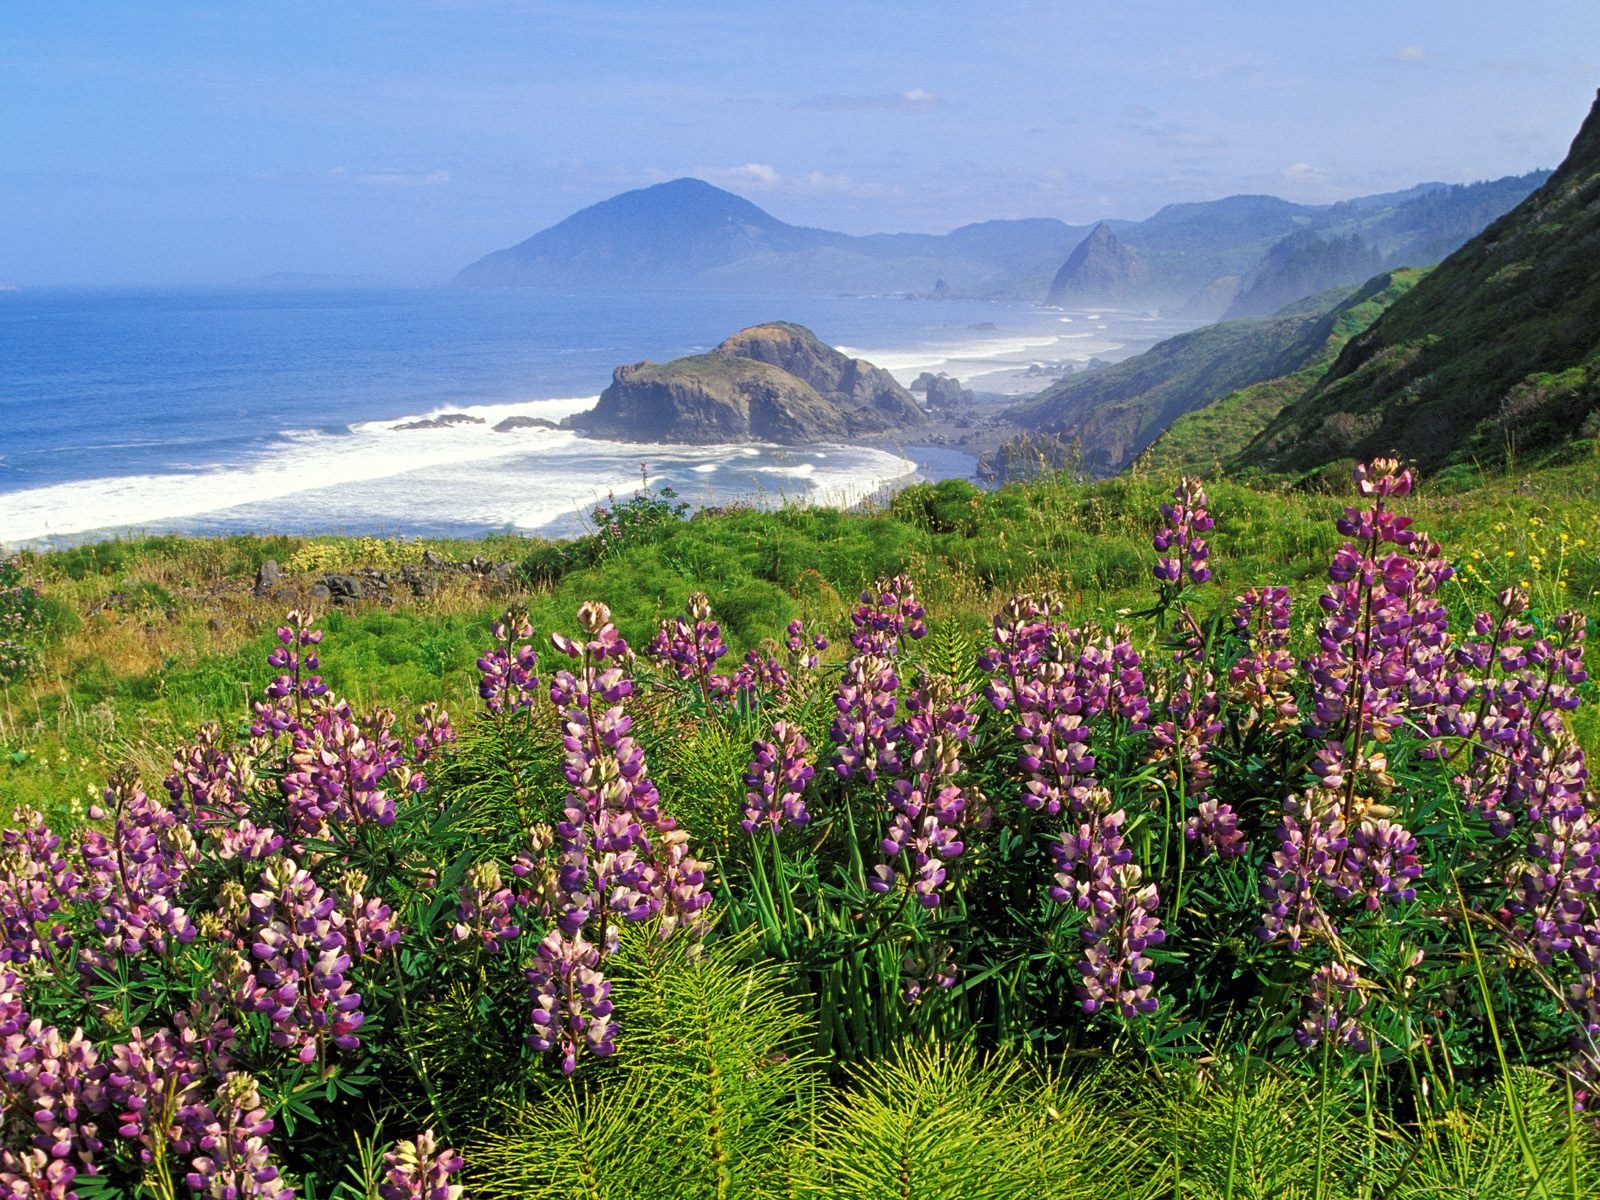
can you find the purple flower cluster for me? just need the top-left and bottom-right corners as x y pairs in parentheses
(980, 594), (1165, 1016)
(253, 611), (328, 734)
(647, 592), (728, 705)
(742, 720), (815, 833)
(0, 808), (79, 967)
(785, 618), (827, 671)
(452, 861), (520, 952)
(0, 974), (104, 1198)
(870, 676), (976, 910)
(379, 1130), (465, 1200)
(230, 857), (382, 1066)
(183, 1072), (294, 1199)
(830, 577), (926, 782)
(526, 601), (709, 1071)
(1152, 478), (1214, 588)
(79, 770), (197, 970)
(476, 609), (540, 715)
(1228, 586), (1298, 731)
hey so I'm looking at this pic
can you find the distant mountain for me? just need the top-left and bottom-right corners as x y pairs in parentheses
(454, 179), (1089, 297)
(1045, 224), (1148, 306)
(1223, 232), (1385, 319)
(1041, 173), (1547, 318)
(1006, 269), (1423, 477)
(571, 322), (925, 444)
(456, 170), (1548, 305)
(1237, 91), (1600, 477)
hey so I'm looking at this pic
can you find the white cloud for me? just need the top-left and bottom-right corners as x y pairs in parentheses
(1282, 161), (1331, 186)
(327, 168), (450, 187)
(799, 88), (939, 111)
(705, 162), (782, 188)
(1397, 45), (1428, 62)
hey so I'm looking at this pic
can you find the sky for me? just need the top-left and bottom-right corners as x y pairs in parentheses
(3, 1), (1597, 286)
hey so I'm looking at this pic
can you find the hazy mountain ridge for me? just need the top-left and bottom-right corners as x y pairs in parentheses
(453, 170), (1545, 305)
(1236, 90), (1600, 476)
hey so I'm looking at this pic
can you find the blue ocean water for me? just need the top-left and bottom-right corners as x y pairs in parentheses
(0, 287), (1168, 546)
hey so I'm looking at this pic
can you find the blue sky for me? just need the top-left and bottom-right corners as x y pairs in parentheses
(3, 1), (1597, 285)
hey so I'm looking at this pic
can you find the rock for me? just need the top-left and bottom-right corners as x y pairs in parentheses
(309, 583), (332, 602)
(322, 574), (365, 602)
(492, 415), (558, 433)
(422, 549), (449, 568)
(207, 617), (224, 632)
(920, 373), (974, 411)
(253, 559), (282, 598)
(468, 556), (489, 573)
(573, 323), (926, 445)
(1046, 223), (1148, 307)
(392, 413), (485, 431)
(909, 372), (937, 393)
(488, 562), (517, 586)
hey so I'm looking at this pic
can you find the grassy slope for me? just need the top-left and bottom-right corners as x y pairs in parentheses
(6, 463), (1600, 823)
(1139, 268), (1427, 475)
(1238, 91), (1600, 476)
(1003, 294), (1353, 476)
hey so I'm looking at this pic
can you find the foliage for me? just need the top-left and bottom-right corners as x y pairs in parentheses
(0, 555), (45, 684)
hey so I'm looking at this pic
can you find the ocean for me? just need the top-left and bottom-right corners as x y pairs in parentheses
(0, 287), (1188, 548)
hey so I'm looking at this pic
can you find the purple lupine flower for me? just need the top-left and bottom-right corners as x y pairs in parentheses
(743, 721), (815, 833)
(183, 1072), (294, 1199)
(477, 610), (540, 715)
(238, 858), (365, 1065)
(647, 592), (729, 706)
(103, 1024), (207, 1165)
(872, 676), (975, 910)
(901, 941), (958, 1005)
(1077, 863), (1166, 1017)
(1295, 962), (1370, 1052)
(280, 700), (409, 837)
(1152, 478), (1214, 588)
(412, 702), (456, 762)
(524, 601), (710, 1069)
(453, 861), (520, 951)
(0, 808), (79, 966)
(252, 610), (328, 735)
(525, 930), (616, 1075)
(848, 575), (927, 656)
(1229, 586), (1299, 731)
(0, 994), (105, 1198)
(830, 652), (902, 782)
(785, 618), (827, 671)
(379, 1130), (466, 1200)
(78, 770), (198, 970)
(1256, 792), (1347, 952)
(1185, 798), (1245, 861)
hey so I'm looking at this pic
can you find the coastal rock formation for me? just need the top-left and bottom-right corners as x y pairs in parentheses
(714, 323), (924, 432)
(572, 323), (926, 445)
(492, 415), (558, 433)
(1046, 223), (1148, 307)
(392, 413), (485, 431)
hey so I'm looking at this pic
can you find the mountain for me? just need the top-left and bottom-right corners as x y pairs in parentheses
(1045, 223), (1149, 306)
(1041, 173), (1546, 317)
(1139, 269), (1428, 474)
(454, 170), (1544, 302)
(1237, 91), (1600, 477)
(571, 323), (925, 444)
(454, 178), (1089, 296)
(1006, 269), (1423, 477)
(1222, 232), (1385, 319)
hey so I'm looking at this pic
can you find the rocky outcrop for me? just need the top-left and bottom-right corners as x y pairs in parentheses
(1046, 223), (1148, 307)
(392, 413), (484, 431)
(492, 415), (558, 433)
(571, 323), (926, 445)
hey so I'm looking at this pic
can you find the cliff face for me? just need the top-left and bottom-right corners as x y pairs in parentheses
(713, 322), (925, 432)
(1239, 89), (1600, 475)
(572, 323), (926, 445)
(1045, 223), (1148, 306)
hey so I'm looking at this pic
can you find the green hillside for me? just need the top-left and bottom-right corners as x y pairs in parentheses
(1140, 268), (1427, 474)
(1239, 89), (1600, 476)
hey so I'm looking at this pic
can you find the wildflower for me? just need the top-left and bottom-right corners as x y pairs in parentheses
(743, 721), (815, 833)
(379, 1131), (466, 1200)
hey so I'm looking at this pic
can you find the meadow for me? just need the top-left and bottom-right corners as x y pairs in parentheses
(2, 456), (1600, 1198)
